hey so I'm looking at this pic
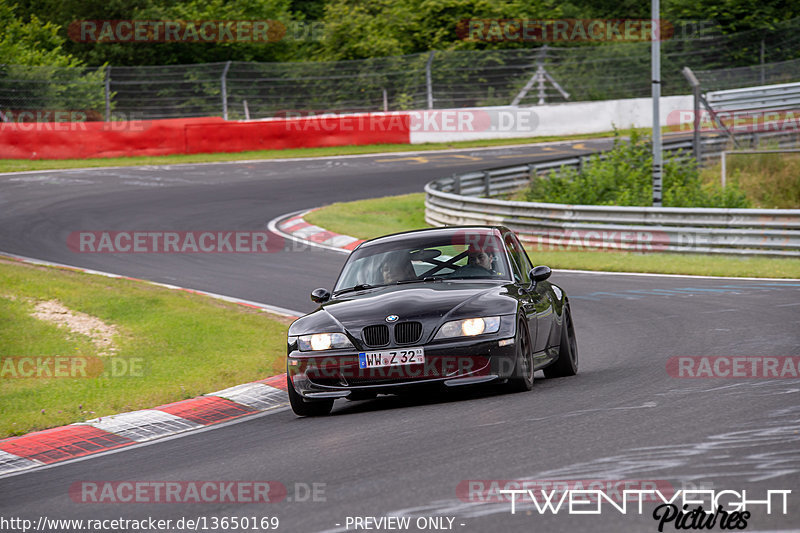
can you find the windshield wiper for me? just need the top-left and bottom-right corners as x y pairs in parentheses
(395, 276), (445, 285)
(333, 284), (376, 296)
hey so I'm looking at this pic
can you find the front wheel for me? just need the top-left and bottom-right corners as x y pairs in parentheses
(544, 306), (578, 378)
(287, 375), (334, 416)
(507, 319), (534, 392)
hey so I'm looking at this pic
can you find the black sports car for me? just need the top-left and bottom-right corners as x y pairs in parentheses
(286, 225), (578, 416)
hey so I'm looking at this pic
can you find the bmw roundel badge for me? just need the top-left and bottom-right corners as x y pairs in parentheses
(385, 315), (399, 323)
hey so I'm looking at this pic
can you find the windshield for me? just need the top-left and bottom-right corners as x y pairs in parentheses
(333, 231), (511, 293)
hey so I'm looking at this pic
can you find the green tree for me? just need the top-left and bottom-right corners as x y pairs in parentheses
(0, 3), (105, 115)
(0, 3), (83, 66)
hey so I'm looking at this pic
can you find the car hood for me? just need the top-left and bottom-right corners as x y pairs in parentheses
(289, 281), (517, 335)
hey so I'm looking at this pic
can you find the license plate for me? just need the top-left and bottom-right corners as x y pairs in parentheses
(358, 347), (425, 369)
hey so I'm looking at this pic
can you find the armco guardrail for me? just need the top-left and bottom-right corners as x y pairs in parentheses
(425, 134), (800, 257)
(707, 82), (800, 112)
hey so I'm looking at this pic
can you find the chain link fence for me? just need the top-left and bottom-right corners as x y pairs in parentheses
(2, 18), (800, 121)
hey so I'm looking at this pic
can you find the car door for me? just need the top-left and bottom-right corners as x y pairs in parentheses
(505, 233), (555, 354)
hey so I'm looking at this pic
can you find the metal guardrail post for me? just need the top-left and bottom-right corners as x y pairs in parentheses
(651, 1), (663, 208)
(221, 61), (232, 120)
(453, 174), (461, 195)
(104, 66), (111, 122)
(681, 67), (702, 164)
(483, 171), (491, 197)
(426, 52), (435, 110)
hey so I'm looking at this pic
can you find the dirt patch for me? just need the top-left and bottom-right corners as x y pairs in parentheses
(32, 300), (119, 356)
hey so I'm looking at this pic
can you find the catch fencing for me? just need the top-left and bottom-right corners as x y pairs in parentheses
(2, 18), (800, 121)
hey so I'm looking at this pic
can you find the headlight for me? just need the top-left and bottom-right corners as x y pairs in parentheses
(434, 316), (501, 339)
(297, 333), (354, 351)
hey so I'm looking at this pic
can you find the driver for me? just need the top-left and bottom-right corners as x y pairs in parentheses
(461, 249), (498, 277)
(467, 250), (493, 271)
(379, 253), (414, 284)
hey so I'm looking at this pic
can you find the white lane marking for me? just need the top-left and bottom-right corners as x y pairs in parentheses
(556, 268), (800, 282)
(0, 137), (610, 177)
(0, 251), (303, 318)
(475, 401), (659, 428)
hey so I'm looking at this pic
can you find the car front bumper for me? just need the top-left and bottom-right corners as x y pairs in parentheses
(287, 335), (518, 399)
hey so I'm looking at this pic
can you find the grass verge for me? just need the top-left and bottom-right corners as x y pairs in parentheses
(700, 151), (800, 209)
(0, 128), (660, 174)
(304, 194), (800, 279)
(0, 257), (289, 438)
(307, 193), (428, 240)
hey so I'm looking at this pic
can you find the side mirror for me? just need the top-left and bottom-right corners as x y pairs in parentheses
(310, 288), (331, 304)
(529, 265), (552, 285)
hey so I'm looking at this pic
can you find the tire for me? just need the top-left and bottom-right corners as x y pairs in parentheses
(544, 306), (578, 378)
(287, 375), (334, 416)
(507, 318), (534, 392)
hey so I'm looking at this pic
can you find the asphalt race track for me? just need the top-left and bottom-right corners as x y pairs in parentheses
(1, 139), (799, 533)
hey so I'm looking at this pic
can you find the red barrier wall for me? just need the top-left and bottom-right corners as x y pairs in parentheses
(185, 113), (410, 154)
(0, 114), (411, 160)
(0, 118), (224, 159)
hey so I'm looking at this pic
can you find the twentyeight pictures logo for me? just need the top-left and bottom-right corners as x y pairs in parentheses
(495, 487), (790, 532)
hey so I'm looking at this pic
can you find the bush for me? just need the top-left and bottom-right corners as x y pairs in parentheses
(524, 130), (751, 208)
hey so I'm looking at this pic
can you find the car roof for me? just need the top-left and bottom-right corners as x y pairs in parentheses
(358, 226), (508, 249)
